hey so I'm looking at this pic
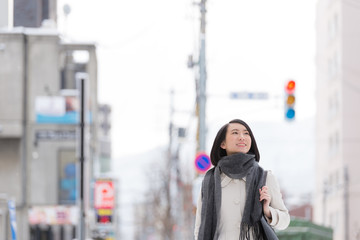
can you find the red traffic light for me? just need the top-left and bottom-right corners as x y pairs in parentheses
(285, 80), (296, 94)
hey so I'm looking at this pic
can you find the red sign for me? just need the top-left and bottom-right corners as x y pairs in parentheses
(96, 209), (113, 224)
(94, 180), (115, 209)
(194, 152), (211, 173)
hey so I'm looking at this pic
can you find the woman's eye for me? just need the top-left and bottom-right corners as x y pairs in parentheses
(232, 132), (238, 134)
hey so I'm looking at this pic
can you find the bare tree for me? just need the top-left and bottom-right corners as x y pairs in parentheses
(134, 152), (174, 240)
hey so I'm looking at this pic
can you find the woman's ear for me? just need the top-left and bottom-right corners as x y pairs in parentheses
(220, 141), (226, 149)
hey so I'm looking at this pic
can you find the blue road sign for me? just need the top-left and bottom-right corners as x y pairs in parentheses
(230, 92), (269, 100)
(195, 152), (211, 173)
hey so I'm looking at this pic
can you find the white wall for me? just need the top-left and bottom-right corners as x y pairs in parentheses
(0, 0), (13, 28)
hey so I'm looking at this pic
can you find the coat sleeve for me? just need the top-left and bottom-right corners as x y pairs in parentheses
(266, 170), (290, 230)
(194, 191), (202, 240)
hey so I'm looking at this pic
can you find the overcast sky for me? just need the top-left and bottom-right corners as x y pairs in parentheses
(57, 0), (317, 238)
(58, 0), (316, 154)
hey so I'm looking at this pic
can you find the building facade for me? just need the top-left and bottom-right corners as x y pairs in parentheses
(97, 104), (112, 174)
(0, 28), (98, 240)
(314, 0), (360, 239)
(0, 0), (13, 28)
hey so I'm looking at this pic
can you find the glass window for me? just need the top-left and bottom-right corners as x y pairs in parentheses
(59, 149), (77, 205)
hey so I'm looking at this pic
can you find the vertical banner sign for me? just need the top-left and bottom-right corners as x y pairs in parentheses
(94, 180), (115, 224)
(8, 200), (17, 240)
(94, 180), (114, 209)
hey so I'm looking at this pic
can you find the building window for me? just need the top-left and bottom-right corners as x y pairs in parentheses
(335, 131), (339, 154)
(41, 0), (49, 21)
(328, 130), (339, 157)
(329, 135), (333, 157)
(328, 95), (333, 117)
(329, 173), (334, 194)
(328, 90), (340, 119)
(60, 50), (88, 90)
(329, 211), (339, 232)
(328, 51), (340, 80)
(328, 58), (333, 78)
(327, 13), (339, 42)
(333, 52), (338, 76)
(335, 170), (340, 190)
(59, 149), (77, 205)
(333, 14), (338, 37)
(334, 91), (339, 116)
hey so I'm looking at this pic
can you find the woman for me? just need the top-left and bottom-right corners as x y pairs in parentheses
(194, 119), (290, 240)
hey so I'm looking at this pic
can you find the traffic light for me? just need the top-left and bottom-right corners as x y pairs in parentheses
(284, 80), (296, 120)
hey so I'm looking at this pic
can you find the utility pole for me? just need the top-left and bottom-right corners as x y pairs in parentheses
(198, 0), (207, 152)
(169, 89), (174, 158)
(76, 74), (87, 240)
(166, 89), (175, 240)
(188, 0), (207, 152)
(187, 2), (207, 235)
(168, 89), (188, 239)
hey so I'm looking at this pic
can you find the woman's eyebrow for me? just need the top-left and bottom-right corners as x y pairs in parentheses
(232, 129), (248, 132)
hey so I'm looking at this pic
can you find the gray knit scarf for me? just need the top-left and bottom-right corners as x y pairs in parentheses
(198, 152), (267, 240)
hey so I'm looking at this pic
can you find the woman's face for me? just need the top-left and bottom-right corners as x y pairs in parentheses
(221, 123), (252, 156)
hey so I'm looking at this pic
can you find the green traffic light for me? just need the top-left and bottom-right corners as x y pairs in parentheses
(285, 108), (295, 120)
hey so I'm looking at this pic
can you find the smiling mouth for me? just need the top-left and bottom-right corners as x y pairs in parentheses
(237, 143), (246, 147)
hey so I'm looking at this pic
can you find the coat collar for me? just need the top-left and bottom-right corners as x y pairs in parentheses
(221, 173), (246, 187)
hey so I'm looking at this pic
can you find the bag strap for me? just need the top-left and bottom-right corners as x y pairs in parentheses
(260, 170), (279, 240)
(261, 170), (268, 188)
(260, 170), (268, 213)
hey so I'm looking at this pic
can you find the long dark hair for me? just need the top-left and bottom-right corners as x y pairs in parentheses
(210, 119), (260, 166)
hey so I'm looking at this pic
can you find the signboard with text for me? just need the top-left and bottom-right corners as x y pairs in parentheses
(230, 91), (269, 100)
(94, 179), (115, 224)
(94, 180), (115, 209)
(28, 206), (77, 225)
(35, 95), (92, 124)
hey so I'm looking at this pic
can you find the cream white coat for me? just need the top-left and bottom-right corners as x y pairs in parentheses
(194, 170), (290, 240)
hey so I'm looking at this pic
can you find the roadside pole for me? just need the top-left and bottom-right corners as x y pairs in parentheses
(77, 74), (87, 240)
(198, 0), (207, 153)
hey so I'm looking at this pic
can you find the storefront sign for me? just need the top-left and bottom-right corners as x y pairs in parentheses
(35, 95), (92, 124)
(28, 206), (78, 225)
(96, 209), (113, 224)
(94, 180), (115, 209)
(35, 130), (76, 141)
